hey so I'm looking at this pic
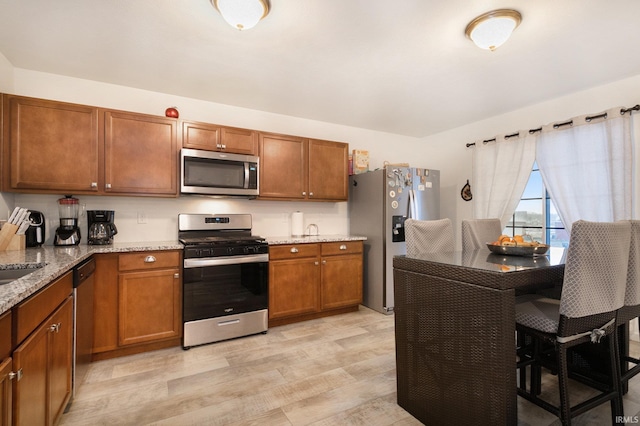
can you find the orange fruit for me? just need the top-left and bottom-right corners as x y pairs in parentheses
(498, 235), (512, 245)
(513, 235), (524, 243)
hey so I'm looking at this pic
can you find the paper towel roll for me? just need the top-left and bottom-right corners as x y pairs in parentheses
(291, 211), (304, 236)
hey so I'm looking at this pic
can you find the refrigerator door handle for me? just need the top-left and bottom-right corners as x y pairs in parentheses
(408, 189), (417, 219)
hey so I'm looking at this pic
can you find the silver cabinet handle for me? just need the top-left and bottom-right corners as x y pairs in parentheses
(174, 273), (180, 279)
(314, 261), (319, 265)
(8, 369), (22, 381)
(290, 247), (299, 253)
(91, 182), (98, 188)
(221, 144), (226, 149)
(49, 322), (61, 333)
(302, 191), (306, 196)
(105, 183), (112, 189)
(309, 192), (314, 197)
(340, 244), (347, 250)
(216, 143), (222, 149)
(144, 255), (156, 263)
(322, 260), (326, 265)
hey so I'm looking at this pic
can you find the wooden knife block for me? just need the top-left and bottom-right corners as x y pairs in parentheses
(0, 223), (25, 251)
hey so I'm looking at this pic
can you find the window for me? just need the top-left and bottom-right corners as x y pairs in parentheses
(504, 162), (568, 247)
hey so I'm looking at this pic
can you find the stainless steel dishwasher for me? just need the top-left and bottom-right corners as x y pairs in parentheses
(70, 257), (95, 403)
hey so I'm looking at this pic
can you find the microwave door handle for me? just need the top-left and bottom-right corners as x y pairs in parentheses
(244, 162), (250, 189)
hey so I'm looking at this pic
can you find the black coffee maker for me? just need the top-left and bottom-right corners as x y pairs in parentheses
(87, 210), (118, 245)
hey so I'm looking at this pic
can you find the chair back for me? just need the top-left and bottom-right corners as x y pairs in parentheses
(559, 220), (630, 321)
(405, 218), (454, 257)
(618, 220), (640, 324)
(461, 218), (502, 250)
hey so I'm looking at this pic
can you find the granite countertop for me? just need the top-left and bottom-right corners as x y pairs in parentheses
(1, 236), (366, 314)
(266, 234), (367, 245)
(0, 241), (182, 315)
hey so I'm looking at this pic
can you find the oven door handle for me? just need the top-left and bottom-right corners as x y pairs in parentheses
(184, 253), (269, 268)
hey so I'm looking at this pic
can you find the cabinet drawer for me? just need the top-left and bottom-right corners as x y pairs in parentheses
(269, 244), (320, 260)
(14, 271), (73, 344)
(119, 251), (181, 272)
(321, 241), (363, 256)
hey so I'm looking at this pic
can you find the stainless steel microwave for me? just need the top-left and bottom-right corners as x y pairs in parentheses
(181, 148), (259, 197)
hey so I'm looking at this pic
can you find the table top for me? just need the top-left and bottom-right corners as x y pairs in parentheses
(394, 247), (566, 291)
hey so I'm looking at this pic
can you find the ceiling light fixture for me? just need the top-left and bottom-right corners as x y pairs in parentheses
(465, 9), (522, 51)
(212, 0), (270, 31)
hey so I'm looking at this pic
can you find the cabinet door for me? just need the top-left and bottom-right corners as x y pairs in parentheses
(12, 317), (48, 426)
(3, 95), (99, 193)
(0, 311), (10, 361)
(104, 110), (178, 196)
(0, 358), (11, 426)
(118, 268), (181, 346)
(269, 258), (320, 319)
(220, 126), (257, 155)
(308, 139), (348, 201)
(92, 254), (119, 353)
(258, 133), (307, 200)
(321, 254), (363, 310)
(48, 297), (73, 425)
(182, 120), (220, 151)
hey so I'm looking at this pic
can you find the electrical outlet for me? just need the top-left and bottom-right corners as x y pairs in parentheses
(137, 212), (147, 224)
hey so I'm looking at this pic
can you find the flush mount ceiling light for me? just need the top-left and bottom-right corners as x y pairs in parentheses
(465, 9), (522, 51)
(212, 0), (270, 31)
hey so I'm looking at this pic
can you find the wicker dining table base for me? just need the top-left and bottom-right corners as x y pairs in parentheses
(393, 253), (565, 425)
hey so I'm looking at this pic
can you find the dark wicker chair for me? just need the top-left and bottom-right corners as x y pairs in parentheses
(461, 218), (502, 250)
(405, 218), (454, 257)
(515, 220), (631, 425)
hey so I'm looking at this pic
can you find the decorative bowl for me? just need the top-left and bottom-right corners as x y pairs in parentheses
(486, 243), (550, 257)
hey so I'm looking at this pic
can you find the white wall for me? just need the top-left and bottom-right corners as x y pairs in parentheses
(405, 74), (640, 247)
(7, 68), (424, 242)
(4, 65), (640, 245)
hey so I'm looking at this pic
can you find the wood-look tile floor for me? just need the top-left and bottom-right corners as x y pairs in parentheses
(60, 307), (640, 425)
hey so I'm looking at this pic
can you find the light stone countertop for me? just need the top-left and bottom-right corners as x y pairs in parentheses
(0, 241), (182, 315)
(265, 234), (367, 245)
(0, 236), (366, 315)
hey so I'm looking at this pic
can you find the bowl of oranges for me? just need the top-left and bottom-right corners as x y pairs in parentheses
(486, 234), (550, 256)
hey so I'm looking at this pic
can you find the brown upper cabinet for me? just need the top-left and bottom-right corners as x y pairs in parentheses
(2, 94), (178, 197)
(2, 95), (100, 194)
(259, 132), (348, 201)
(104, 110), (178, 196)
(182, 120), (257, 155)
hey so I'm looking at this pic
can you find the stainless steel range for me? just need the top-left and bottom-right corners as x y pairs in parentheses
(179, 213), (269, 349)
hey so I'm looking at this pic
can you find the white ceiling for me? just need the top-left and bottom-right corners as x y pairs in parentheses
(1, 1), (640, 138)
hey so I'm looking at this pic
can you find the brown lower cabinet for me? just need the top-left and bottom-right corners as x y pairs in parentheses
(92, 250), (182, 361)
(1, 310), (11, 426)
(9, 272), (73, 426)
(268, 241), (363, 327)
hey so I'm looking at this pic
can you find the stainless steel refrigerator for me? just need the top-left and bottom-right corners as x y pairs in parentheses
(349, 166), (440, 314)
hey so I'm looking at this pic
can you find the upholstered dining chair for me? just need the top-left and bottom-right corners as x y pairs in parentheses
(461, 218), (502, 250)
(617, 220), (640, 386)
(405, 218), (454, 256)
(515, 220), (631, 425)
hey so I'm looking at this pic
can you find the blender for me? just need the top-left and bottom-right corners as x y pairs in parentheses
(54, 195), (81, 246)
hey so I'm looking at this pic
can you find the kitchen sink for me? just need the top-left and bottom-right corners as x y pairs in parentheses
(0, 265), (44, 285)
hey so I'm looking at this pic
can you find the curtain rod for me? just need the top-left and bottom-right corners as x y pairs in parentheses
(465, 104), (640, 148)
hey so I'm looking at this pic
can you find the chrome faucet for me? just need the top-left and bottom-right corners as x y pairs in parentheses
(306, 223), (319, 236)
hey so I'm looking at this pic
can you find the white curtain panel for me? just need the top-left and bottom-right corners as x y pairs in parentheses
(472, 132), (537, 225)
(536, 107), (632, 232)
